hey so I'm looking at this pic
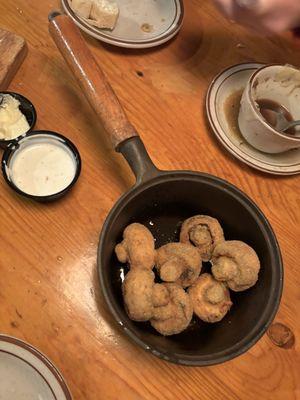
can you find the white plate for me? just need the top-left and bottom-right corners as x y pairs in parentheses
(62, 0), (184, 49)
(206, 63), (300, 175)
(0, 335), (72, 400)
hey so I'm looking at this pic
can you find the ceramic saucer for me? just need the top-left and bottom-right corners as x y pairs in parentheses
(206, 63), (300, 175)
(61, 0), (184, 49)
(0, 335), (72, 399)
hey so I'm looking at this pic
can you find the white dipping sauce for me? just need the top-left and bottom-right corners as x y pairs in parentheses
(10, 138), (77, 196)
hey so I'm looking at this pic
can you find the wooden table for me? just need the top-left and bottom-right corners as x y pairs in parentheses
(1, 1), (299, 398)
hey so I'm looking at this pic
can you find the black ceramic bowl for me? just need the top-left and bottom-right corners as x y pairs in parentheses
(0, 91), (37, 149)
(99, 172), (283, 366)
(2, 130), (81, 202)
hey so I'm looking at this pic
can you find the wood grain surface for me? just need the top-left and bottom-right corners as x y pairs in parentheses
(0, 28), (27, 90)
(0, 0), (299, 399)
(49, 14), (138, 149)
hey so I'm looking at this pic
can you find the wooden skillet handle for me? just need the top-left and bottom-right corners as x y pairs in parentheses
(48, 12), (138, 149)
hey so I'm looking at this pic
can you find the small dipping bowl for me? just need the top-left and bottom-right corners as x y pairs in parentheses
(2, 130), (81, 202)
(0, 91), (37, 149)
(238, 64), (300, 154)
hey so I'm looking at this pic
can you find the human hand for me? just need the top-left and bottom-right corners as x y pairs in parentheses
(213, 0), (300, 33)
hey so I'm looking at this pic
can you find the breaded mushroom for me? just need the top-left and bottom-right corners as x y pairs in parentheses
(150, 283), (193, 336)
(156, 243), (202, 288)
(152, 284), (170, 307)
(211, 240), (260, 292)
(115, 223), (155, 270)
(122, 270), (169, 321)
(122, 269), (155, 321)
(188, 273), (232, 323)
(180, 215), (224, 261)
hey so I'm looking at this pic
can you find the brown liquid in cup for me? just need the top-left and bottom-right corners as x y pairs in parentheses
(257, 99), (296, 136)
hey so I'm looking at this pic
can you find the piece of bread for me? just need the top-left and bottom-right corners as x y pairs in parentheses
(89, 0), (119, 30)
(70, 0), (92, 19)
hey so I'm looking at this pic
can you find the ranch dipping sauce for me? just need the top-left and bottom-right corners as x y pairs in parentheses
(9, 138), (77, 196)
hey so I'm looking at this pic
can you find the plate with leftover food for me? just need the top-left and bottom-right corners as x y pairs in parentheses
(206, 62), (300, 175)
(61, 0), (184, 48)
(0, 335), (71, 400)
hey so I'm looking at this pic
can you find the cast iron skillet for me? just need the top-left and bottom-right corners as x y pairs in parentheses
(49, 13), (283, 366)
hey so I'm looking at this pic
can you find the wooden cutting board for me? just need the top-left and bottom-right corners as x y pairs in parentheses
(0, 28), (27, 90)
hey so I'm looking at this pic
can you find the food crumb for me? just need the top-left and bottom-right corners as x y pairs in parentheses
(236, 43), (246, 49)
(10, 321), (19, 328)
(136, 70), (144, 77)
(52, 323), (59, 334)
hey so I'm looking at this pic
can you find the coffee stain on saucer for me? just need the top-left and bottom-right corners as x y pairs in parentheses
(224, 88), (245, 144)
(141, 23), (153, 33)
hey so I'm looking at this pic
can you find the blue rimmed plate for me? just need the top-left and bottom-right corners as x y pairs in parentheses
(61, 0), (184, 48)
(206, 63), (300, 175)
(0, 335), (72, 399)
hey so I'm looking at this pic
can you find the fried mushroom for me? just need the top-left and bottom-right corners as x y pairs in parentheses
(150, 284), (193, 336)
(123, 270), (170, 321)
(155, 243), (202, 288)
(122, 269), (155, 321)
(188, 273), (232, 323)
(180, 215), (225, 261)
(152, 284), (170, 307)
(211, 240), (260, 292)
(115, 223), (155, 270)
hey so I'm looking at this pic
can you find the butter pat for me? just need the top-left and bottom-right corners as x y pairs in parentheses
(0, 95), (30, 140)
(89, 0), (119, 29)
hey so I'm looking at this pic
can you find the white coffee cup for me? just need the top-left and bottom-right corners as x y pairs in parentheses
(238, 64), (300, 154)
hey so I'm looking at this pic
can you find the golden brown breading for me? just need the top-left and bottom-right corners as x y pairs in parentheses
(122, 270), (170, 321)
(150, 284), (193, 335)
(180, 215), (224, 261)
(115, 223), (155, 270)
(152, 284), (170, 307)
(122, 269), (155, 321)
(188, 273), (232, 323)
(156, 243), (202, 288)
(211, 240), (260, 291)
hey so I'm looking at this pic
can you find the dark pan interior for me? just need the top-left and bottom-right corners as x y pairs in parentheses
(98, 173), (282, 365)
